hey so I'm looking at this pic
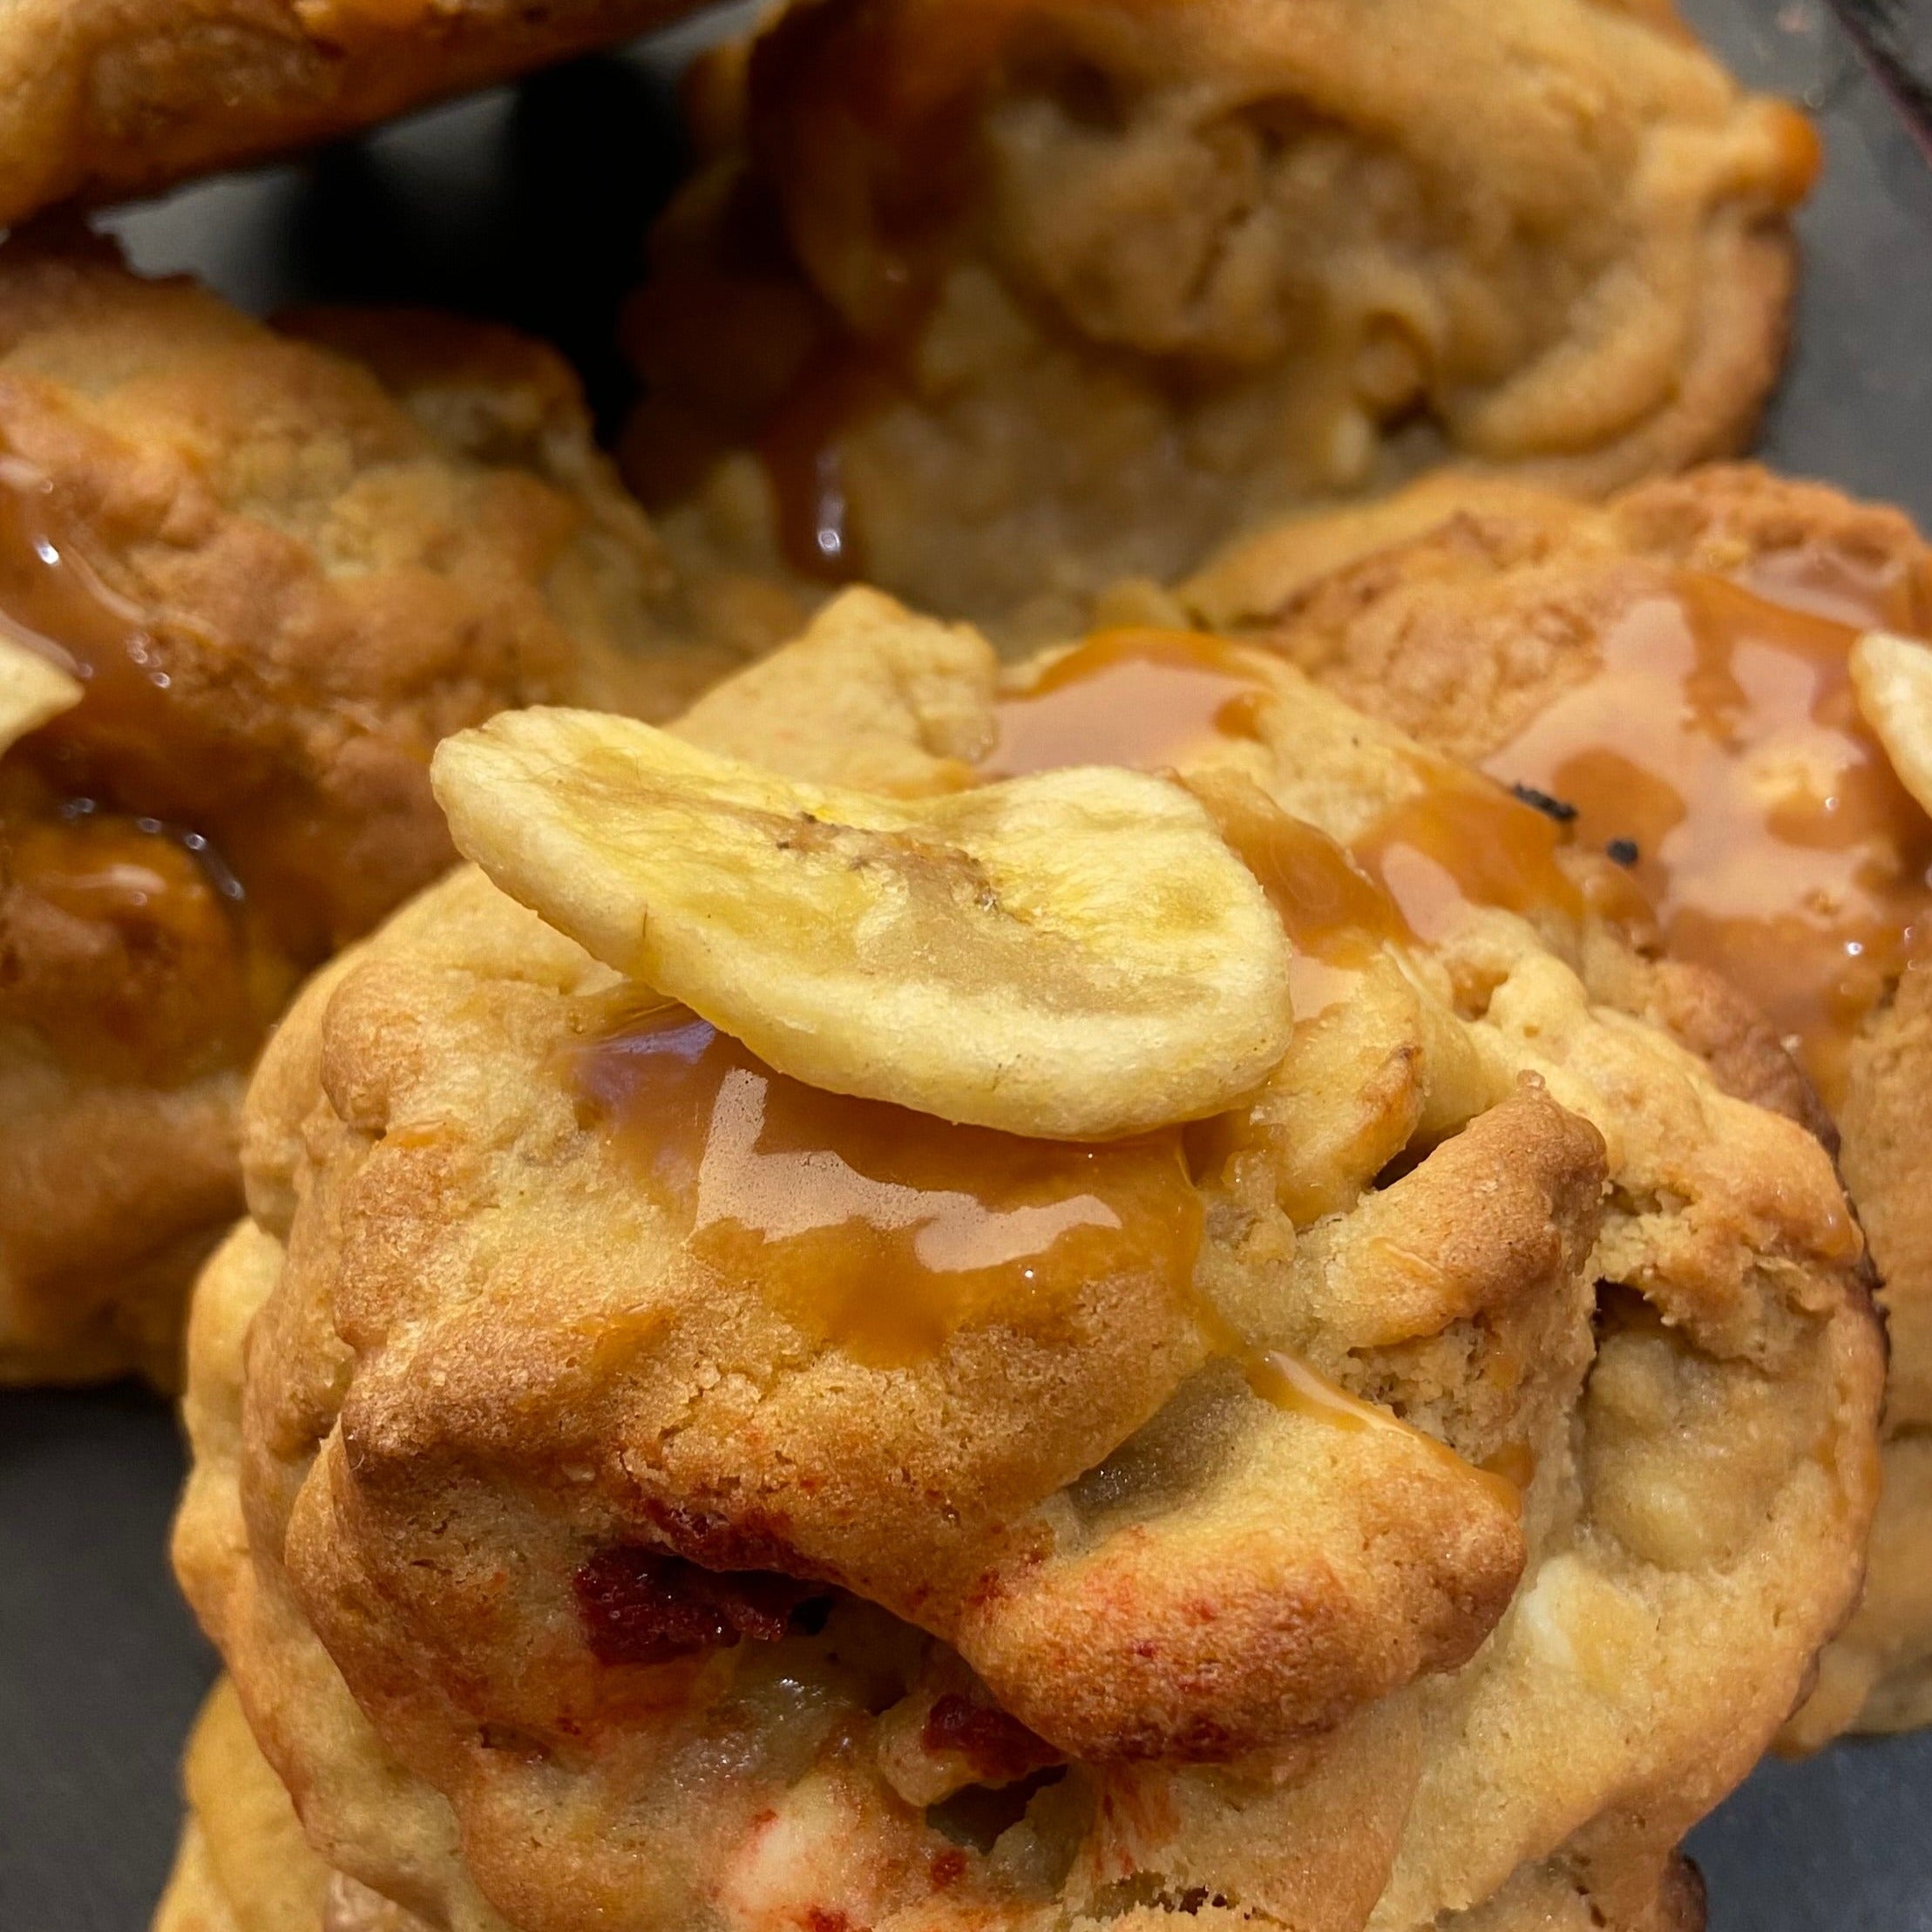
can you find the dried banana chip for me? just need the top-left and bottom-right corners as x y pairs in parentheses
(433, 708), (1293, 1138)
(1853, 630), (1932, 819)
(0, 634), (80, 756)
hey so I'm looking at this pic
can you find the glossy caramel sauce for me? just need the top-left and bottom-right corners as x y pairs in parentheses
(0, 457), (293, 1080)
(2, 798), (267, 1081)
(982, 628), (1271, 781)
(10, 810), (220, 930)
(760, 348), (897, 584)
(570, 631), (1521, 1512)
(742, 0), (1026, 580)
(576, 999), (1512, 1502)
(1351, 770), (1584, 945)
(1483, 569), (1932, 1104)
(751, 0), (1020, 304)
(0, 455), (168, 710)
(1183, 770), (1405, 1024)
(1737, 542), (1929, 630)
(983, 627), (1582, 966)
(573, 1000), (1202, 1366)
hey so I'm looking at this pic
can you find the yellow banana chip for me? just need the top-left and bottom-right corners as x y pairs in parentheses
(0, 633), (81, 756)
(1852, 629), (1932, 819)
(432, 708), (1293, 1138)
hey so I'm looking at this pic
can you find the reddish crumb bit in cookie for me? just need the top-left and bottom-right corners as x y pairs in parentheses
(572, 1546), (827, 1665)
(921, 1692), (1063, 1784)
(930, 1850), (969, 1889)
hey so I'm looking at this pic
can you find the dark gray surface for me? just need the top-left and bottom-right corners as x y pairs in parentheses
(1700, 0), (1932, 526)
(2, 2), (1929, 1927)
(0, 1392), (207, 1929)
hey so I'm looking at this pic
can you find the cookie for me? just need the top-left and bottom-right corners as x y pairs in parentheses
(1183, 459), (1932, 1738)
(621, 0), (1816, 644)
(172, 588), (1881, 1931)
(0, 224), (741, 1383)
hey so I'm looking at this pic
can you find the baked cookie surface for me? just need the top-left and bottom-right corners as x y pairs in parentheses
(152, 1685), (1706, 1932)
(155, 1678), (430, 1932)
(0, 0), (715, 233)
(155, 1672), (1712, 1932)
(0, 227), (742, 1385)
(623, 0), (1816, 644)
(1183, 460), (1932, 1739)
(172, 590), (1881, 1932)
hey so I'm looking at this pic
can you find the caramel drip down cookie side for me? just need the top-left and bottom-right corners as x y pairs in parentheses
(623, 0), (1816, 644)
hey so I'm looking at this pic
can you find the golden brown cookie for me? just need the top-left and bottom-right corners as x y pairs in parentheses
(0, 0), (717, 232)
(1181, 459), (1932, 1739)
(151, 1697), (1708, 1932)
(173, 589), (1881, 1932)
(153, 1683), (1704, 1932)
(154, 1678), (432, 1932)
(0, 225), (745, 1386)
(621, 0), (1816, 646)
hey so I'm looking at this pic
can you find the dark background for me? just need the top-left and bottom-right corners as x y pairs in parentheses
(3, 1), (1930, 1925)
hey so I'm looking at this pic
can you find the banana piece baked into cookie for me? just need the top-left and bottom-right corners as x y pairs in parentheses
(170, 589), (1881, 1932)
(622, 0), (1818, 644)
(0, 225), (745, 1385)
(1181, 461), (1932, 1741)
(0, 0), (722, 233)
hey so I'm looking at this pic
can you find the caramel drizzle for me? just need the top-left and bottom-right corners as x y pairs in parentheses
(0, 455), (168, 705)
(981, 628), (1271, 780)
(566, 628), (1538, 1514)
(1482, 568), (1932, 1106)
(571, 999), (1202, 1367)
(0, 457), (289, 1075)
(571, 999), (1518, 1508)
(1180, 766), (1404, 1024)
(742, 0), (1032, 580)
(760, 349), (897, 584)
(1349, 771), (1583, 943)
